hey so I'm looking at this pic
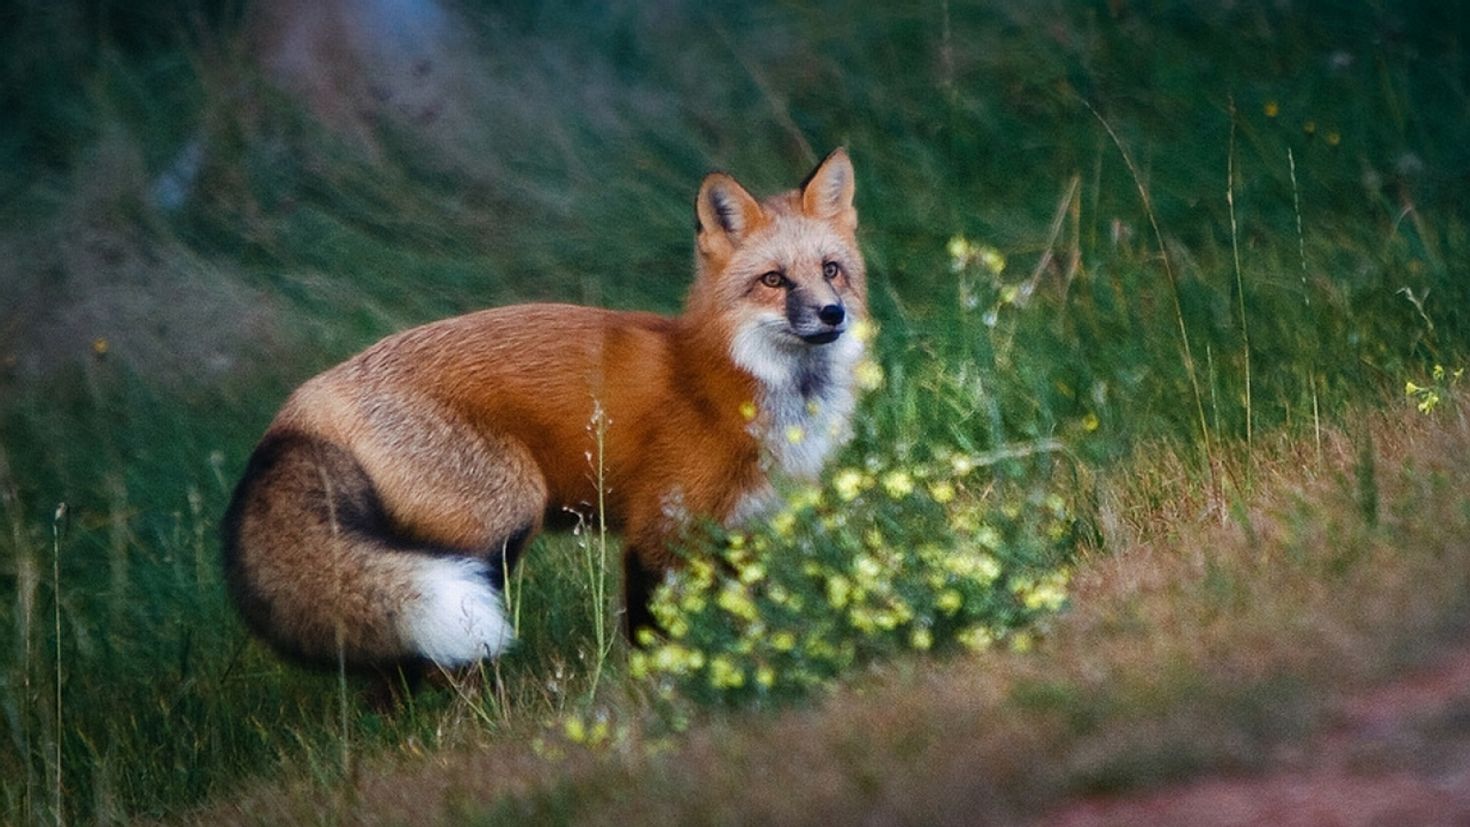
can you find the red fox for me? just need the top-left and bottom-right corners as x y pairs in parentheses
(221, 149), (867, 673)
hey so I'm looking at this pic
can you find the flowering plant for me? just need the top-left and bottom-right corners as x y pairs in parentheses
(630, 447), (1077, 708)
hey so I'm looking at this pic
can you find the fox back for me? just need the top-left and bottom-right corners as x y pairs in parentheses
(221, 149), (867, 672)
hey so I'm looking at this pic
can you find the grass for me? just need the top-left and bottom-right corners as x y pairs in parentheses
(192, 399), (1470, 824)
(2, 0), (1469, 822)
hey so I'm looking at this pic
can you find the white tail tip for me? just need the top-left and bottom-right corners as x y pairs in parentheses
(401, 557), (514, 666)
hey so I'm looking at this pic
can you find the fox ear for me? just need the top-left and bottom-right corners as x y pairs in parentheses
(696, 172), (763, 255)
(800, 148), (856, 229)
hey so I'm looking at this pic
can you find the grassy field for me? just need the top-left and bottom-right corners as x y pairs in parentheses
(2, 1), (1468, 822)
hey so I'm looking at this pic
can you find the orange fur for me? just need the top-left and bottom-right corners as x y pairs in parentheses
(222, 149), (868, 670)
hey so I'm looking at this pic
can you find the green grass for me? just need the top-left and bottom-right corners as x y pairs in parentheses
(2, 0), (1469, 822)
(186, 401), (1470, 824)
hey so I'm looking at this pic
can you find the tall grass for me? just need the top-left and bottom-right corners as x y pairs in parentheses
(1226, 99), (1252, 461)
(579, 403), (617, 701)
(1, 1), (1468, 821)
(1083, 97), (1212, 467)
(49, 505), (64, 827)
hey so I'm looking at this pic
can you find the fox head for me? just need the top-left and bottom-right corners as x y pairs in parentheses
(687, 148), (868, 389)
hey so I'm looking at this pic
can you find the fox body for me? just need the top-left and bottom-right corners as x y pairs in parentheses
(222, 149), (867, 670)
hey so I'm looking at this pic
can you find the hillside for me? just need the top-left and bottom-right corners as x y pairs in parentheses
(2, 2), (1468, 822)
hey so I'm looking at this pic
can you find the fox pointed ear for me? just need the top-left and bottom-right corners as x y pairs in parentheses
(800, 148), (856, 229)
(696, 172), (763, 256)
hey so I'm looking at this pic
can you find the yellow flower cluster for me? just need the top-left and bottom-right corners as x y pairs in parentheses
(1406, 364), (1463, 415)
(1012, 569), (1071, 611)
(533, 708), (625, 762)
(630, 441), (1078, 709)
(947, 235), (1007, 275)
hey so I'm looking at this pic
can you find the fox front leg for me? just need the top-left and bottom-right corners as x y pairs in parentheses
(621, 546), (665, 643)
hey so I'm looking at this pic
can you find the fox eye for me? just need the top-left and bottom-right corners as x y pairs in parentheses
(759, 271), (786, 289)
(822, 261), (841, 280)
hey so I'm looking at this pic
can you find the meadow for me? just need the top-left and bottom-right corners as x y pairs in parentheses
(2, 1), (1468, 822)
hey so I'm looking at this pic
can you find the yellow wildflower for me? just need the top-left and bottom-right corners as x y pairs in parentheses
(674, 592), (702, 614)
(772, 509), (798, 538)
(947, 235), (977, 270)
(826, 574), (852, 608)
(688, 558), (715, 587)
(909, 627), (933, 651)
(1017, 570), (1070, 611)
(936, 589), (964, 614)
(957, 626), (994, 652)
(979, 247), (1006, 275)
(790, 485), (823, 510)
(881, 469), (914, 499)
(946, 551), (1001, 585)
(855, 359), (884, 391)
(756, 665), (776, 688)
(653, 644), (703, 674)
(834, 468), (864, 501)
(976, 525), (1002, 549)
(767, 584), (790, 606)
(717, 582), (759, 621)
(928, 480), (956, 504)
(708, 655), (745, 689)
(738, 562), (766, 585)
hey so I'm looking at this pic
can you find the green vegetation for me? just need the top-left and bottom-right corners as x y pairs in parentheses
(633, 428), (1077, 708)
(2, 1), (1468, 822)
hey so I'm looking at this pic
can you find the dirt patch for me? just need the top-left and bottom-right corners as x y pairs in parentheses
(1043, 645), (1470, 827)
(0, 135), (286, 388)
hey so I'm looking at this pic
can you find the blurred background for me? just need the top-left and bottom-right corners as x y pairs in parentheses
(2, 0), (1468, 821)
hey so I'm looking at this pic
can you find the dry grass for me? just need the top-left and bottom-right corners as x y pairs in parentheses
(6, 6), (1467, 821)
(184, 399), (1470, 825)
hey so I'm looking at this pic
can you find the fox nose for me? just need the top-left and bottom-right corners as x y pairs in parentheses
(817, 304), (845, 327)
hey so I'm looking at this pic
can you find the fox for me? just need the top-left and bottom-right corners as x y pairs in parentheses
(221, 148), (867, 676)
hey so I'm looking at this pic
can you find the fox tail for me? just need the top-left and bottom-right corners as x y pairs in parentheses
(221, 432), (514, 668)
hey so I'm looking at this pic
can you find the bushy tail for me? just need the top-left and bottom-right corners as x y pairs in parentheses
(221, 431), (514, 669)
(399, 555), (514, 665)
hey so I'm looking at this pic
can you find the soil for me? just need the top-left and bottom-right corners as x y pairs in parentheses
(1042, 646), (1470, 826)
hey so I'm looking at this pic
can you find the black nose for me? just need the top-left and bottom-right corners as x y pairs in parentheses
(817, 304), (845, 326)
